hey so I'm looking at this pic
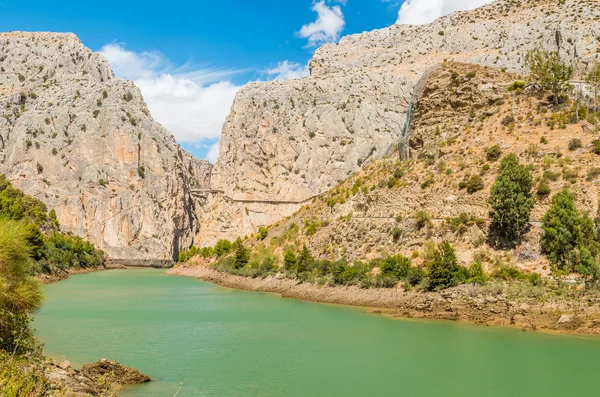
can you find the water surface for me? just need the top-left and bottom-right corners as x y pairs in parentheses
(35, 269), (600, 396)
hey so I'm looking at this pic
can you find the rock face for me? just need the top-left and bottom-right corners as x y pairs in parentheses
(0, 32), (212, 261)
(199, 0), (600, 245)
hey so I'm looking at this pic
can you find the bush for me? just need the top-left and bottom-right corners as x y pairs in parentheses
(406, 266), (426, 286)
(488, 154), (534, 244)
(537, 181), (551, 197)
(464, 175), (484, 194)
(380, 255), (411, 280)
(415, 211), (431, 229)
(491, 263), (526, 281)
(390, 226), (402, 241)
(428, 241), (466, 290)
(123, 92), (134, 102)
(467, 260), (488, 285)
(568, 138), (582, 151)
(593, 140), (600, 155)
(283, 250), (296, 273)
(214, 239), (232, 257)
(486, 145), (502, 161)
(507, 81), (526, 92)
(257, 227), (268, 241)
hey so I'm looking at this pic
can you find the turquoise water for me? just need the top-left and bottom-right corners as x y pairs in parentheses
(34, 269), (600, 397)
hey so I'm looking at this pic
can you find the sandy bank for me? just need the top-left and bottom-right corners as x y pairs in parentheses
(168, 262), (600, 336)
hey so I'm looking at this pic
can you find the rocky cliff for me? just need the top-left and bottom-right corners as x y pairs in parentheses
(0, 32), (212, 261)
(199, 0), (600, 245)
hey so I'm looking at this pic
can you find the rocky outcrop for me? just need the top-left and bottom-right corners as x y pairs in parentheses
(0, 32), (212, 261)
(199, 0), (600, 245)
(47, 359), (150, 396)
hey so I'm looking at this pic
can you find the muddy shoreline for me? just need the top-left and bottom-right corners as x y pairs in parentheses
(168, 262), (600, 336)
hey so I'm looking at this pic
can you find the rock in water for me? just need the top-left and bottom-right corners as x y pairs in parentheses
(80, 359), (151, 385)
(0, 32), (212, 261)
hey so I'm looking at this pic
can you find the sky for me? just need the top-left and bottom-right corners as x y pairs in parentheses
(0, 0), (493, 162)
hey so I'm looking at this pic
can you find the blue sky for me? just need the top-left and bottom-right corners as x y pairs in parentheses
(0, 0), (491, 161)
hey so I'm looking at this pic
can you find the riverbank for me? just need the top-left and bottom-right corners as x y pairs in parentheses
(168, 261), (600, 336)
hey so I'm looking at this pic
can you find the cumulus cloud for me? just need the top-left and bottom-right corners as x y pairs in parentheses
(100, 44), (241, 146)
(264, 61), (310, 81)
(298, 1), (345, 47)
(396, 0), (494, 25)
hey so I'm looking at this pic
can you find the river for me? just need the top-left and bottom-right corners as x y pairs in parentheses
(34, 269), (600, 396)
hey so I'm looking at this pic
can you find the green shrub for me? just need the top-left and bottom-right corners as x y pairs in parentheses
(464, 175), (484, 194)
(415, 211), (431, 229)
(486, 145), (502, 161)
(467, 259), (488, 285)
(257, 227), (268, 241)
(406, 266), (426, 286)
(593, 140), (600, 155)
(536, 181), (551, 196)
(283, 250), (297, 272)
(380, 255), (411, 280)
(488, 154), (534, 244)
(491, 263), (526, 281)
(214, 239), (232, 257)
(507, 81), (526, 92)
(568, 138), (582, 151)
(390, 226), (402, 241)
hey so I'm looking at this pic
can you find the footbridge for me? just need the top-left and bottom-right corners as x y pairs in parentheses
(190, 188), (321, 205)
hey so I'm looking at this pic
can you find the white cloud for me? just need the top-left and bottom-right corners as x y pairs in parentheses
(264, 61), (310, 81)
(396, 0), (494, 25)
(206, 141), (220, 164)
(299, 1), (345, 47)
(100, 44), (240, 146)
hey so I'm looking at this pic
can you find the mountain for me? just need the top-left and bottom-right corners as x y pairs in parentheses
(0, 32), (211, 262)
(198, 0), (600, 246)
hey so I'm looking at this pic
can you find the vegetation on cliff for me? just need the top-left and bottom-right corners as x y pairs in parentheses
(0, 175), (105, 395)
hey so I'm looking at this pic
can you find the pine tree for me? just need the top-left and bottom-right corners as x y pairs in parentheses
(233, 238), (249, 269)
(541, 189), (599, 274)
(296, 245), (314, 274)
(488, 154), (534, 244)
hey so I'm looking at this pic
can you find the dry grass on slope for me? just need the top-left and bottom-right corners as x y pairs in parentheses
(248, 63), (600, 276)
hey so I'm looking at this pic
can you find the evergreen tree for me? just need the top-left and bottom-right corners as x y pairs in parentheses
(488, 154), (534, 244)
(541, 189), (599, 275)
(233, 238), (249, 269)
(296, 245), (314, 274)
(428, 241), (464, 290)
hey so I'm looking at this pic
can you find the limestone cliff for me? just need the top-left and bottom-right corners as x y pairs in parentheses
(199, 0), (600, 245)
(0, 32), (212, 261)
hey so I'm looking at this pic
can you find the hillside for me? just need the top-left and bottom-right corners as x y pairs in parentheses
(198, 0), (600, 245)
(0, 32), (211, 261)
(244, 62), (599, 275)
